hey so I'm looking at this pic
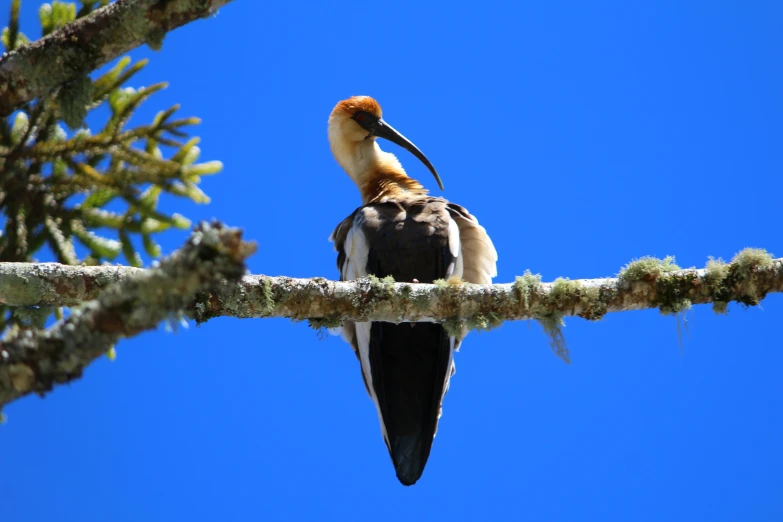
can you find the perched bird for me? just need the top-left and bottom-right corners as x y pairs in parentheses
(328, 96), (497, 486)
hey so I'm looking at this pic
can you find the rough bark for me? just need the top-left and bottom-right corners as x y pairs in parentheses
(1, 257), (781, 325)
(0, 0), (235, 116)
(0, 221), (256, 408)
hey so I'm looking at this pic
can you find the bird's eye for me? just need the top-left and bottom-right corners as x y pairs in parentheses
(355, 113), (365, 122)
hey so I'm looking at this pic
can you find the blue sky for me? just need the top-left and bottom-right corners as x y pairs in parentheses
(4, 1), (783, 520)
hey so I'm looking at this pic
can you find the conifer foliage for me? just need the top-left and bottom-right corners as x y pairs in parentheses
(0, 0), (220, 333)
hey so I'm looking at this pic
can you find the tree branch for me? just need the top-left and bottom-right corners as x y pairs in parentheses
(0, 221), (256, 409)
(0, 249), (778, 408)
(1, 253), (780, 326)
(0, 0), (235, 116)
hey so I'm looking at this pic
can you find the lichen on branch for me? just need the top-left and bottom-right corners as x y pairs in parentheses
(0, 0), (235, 116)
(0, 220), (257, 409)
(0, 249), (780, 367)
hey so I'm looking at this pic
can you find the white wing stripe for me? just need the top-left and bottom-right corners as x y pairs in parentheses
(341, 215), (390, 447)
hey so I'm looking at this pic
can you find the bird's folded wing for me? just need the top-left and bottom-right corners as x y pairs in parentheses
(446, 202), (498, 285)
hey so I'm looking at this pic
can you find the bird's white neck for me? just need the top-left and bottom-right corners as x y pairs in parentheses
(329, 135), (419, 203)
(330, 136), (402, 179)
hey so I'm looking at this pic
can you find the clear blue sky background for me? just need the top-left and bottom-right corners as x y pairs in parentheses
(4, 1), (783, 520)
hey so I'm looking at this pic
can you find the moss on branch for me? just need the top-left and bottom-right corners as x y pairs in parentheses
(0, 220), (256, 409)
(0, 0), (235, 116)
(1, 249), (780, 369)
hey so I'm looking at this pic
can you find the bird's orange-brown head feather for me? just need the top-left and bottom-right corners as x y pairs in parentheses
(327, 96), (443, 203)
(331, 96), (382, 120)
(328, 96), (383, 146)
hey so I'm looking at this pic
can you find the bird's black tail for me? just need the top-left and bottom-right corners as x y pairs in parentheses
(369, 321), (452, 486)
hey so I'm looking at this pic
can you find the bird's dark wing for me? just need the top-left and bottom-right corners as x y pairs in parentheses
(330, 197), (460, 485)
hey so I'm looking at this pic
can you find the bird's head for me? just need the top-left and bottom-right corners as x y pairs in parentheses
(327, 96), (444, 191)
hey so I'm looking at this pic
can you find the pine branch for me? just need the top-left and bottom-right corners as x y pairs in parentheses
(0, 0), (234, 116)
(0, 220), (256, 409)
(1, 252), (780, 326)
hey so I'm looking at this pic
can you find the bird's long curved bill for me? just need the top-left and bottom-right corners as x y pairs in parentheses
(373, 119), (444, 191)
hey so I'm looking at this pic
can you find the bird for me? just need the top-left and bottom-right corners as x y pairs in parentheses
(327, 96), (497, 486)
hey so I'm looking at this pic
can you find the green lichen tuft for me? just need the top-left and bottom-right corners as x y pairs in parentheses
(443, 318), (465, 338)
(350, 276), (394, 321)
(513, 270), (542, 312)
(145, 28), (166, 51)
(433, 278), (449, 291)
(366, 274), (395, 302)
(549, 277), (581, 308)
(712, 300), (729, 315)
(653, 268), (697, 316)
(727, 248), (775, 307)
(57, 75), (94, 129)
(619, 256), (680, 282)
(619, 255), (693, 316)
(537, 312), (571, 364)
(732, 248), (773, 280)
(705, 257), (730, 314)
(308, 316), (343, 331)
(512, 270), (572, 363)
(544, 277), (608, 322)
(658, 298), (692, 316)
(705, 257), (729, 282)
(433, 277), (466, 333)
(259, 278), (275, 315)
(577, 285), (607, 321)
(466, 312), (503, 332)
(398, 283), (416, 322)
